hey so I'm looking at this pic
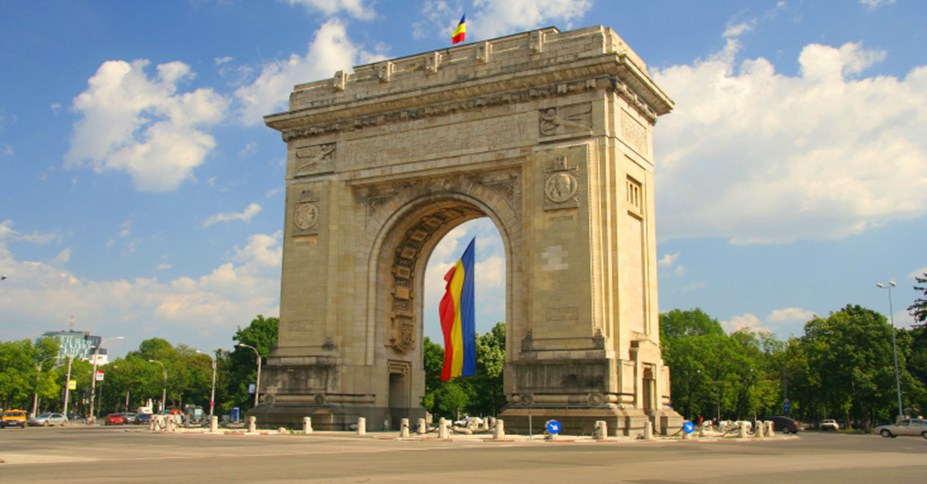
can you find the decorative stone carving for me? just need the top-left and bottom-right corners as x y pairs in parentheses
(539, 103), (592, 137)
(293, 190), (321, 235)
(294, 143), (335, 177)
(543, 156), (579, 211)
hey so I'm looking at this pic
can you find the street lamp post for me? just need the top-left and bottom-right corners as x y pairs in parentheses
(148, 360), (167, 414)
(32, 357), (58, 418)
(197, 350), (217, 419)
(237, 343), (262, 408)
(62, 355), (74, 417)
(877, 281), (904, 422)
(89, 336), (124, 423)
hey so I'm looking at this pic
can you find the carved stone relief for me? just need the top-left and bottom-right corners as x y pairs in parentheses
(293, 190), (321, 235)
(294, 143), (335, 177)
(543, 156), (579, 211)
(539, 102), (592, 138)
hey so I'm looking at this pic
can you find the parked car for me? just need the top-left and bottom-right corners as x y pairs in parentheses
(28, 412), (69, 427)
(453, 415), (484, 428)
(122, 412), (138, 424)
(875, 418), (927, 439)
(769, 416), (800, 434)
(821, 419), (840, 431)
(1, 409), (28, 428)
(135, 413), (152, 425)
(105, 413), (126, 425)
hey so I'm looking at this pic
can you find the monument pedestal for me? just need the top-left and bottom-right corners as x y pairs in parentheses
(499, 405), (683, 437)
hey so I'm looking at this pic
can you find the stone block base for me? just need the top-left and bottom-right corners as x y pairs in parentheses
(498, 406), (683, 437)
(246, 403), (425, 431)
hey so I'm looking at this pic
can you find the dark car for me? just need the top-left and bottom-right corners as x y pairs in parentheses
(135, 413), (152, 425)
(769, 416), (800, 434)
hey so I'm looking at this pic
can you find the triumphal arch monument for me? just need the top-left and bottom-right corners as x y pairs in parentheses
(255, 25), (682, 435)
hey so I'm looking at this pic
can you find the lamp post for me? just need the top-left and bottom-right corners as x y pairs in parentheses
(237, 343), (262, 408)
(63, 355), (74, 417)
(89, 336), (124, 423)
(32, 357), (58, 418)
(877, 281), (904, 422)
(148, 360), (167, 414)
(197, 350), (217, 419)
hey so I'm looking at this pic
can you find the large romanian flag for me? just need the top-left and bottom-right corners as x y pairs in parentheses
(451, 14), (466, 44)
(439, 237), (476, 381)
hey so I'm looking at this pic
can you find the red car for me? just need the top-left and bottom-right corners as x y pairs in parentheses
(105, 413), (125, 425)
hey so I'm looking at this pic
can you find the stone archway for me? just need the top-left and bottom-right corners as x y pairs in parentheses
(253, 25), (682, 435)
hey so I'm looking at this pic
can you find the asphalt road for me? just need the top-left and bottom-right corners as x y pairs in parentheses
(2, 427), (926, 483)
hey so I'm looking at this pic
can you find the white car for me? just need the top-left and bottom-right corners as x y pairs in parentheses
(453, 416), (484, 428)
(821, 419), (839, 431)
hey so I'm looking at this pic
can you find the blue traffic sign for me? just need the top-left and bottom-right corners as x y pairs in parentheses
(546, 420), (561, 434)
(683, 421), (695, 434)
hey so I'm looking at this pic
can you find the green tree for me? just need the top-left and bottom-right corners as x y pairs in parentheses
(910, 272), (927, 325)
(222, 315), (278, 412)
(799, 305), (902, 430)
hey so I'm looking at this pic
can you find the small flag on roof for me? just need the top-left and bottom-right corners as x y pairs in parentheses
(452, 14), (466, 44)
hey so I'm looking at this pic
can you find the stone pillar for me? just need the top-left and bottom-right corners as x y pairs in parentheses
(594, 421), (607, 440)
(210, 416), (218, 433)
(738, 421), (748, 439)
(167, 415), (177, 432)
(357, 417), (366, 436)
(643, 421), (653, 440)
(481, 418), (490, 431)
(303, 417), (313, 434)
(400, 418), (410, 438)
(755, 420), (765, 438)
(682, 427), (691, 440)
(438, 418), (449, 439)
(766, 421), (775, 437)
(248, 416), (257, 433)
(416, 418), (426, 435)
(493, 419), (505, 440)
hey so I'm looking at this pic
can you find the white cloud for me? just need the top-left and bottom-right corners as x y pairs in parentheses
(234, 18), (378, 125)
(65, 59), (229, 192)
(908, 267), (927, 280)
(202, 203), (262, 227)
(281, 0), (376, 20)
(860, 0), (895, 7)
(415, 0), (591, 42)
(722, 312), (763, 333)
(767, 307), (815, 324)
(723, 21), (755, 38)
(654, 41), (927, 244)
(0, 231), (282, 349)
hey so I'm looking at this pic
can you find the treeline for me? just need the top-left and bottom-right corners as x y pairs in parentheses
(661, 300), (927, 430)
(0, 315), (277, 416)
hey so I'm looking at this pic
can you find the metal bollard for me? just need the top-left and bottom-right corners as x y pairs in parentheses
(644, 420), (653, 440)
(416, 418), (426, 435)
(303, 417), (313, 434)
(210, 416), (218, 433)
(594, 420), (607, 440)
(493, 419), (505, 440)
(357, 417), (366, 436)
(400, 418), (410, 438)
(438, 418), (449, 439)
(248, 416), (257, 433)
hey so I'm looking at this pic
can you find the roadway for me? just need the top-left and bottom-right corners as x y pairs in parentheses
(1, 427), (926, 482)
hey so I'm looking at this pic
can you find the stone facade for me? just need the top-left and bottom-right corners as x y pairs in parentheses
(254, 25), (682, 435)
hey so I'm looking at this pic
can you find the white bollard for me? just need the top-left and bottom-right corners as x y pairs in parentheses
(303, 417), (313, 434)
(594, 420), (607, 440)
(644, 420), (654, 440)
(248, 416), (257, 433)
(766, 421), (775, 437)
(357, 417), (366, 436)
(438, 418), (449, 439)
(738, 421), (748, 439)
(210, 416), (218, 433)
(493, 419), (505, 440)
(755, 420), (765, 438)
(400, 418), (410, 438)
(416, 418), (426, 435)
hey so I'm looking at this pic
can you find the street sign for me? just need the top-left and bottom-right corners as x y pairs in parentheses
(248, 383), (256, 395)
(546, 420), (561, 435)
(68, 379), (77, 390)
(783, 401), (791, 414)
(95, 370), (105, 381)
(683, 421), (695, 434)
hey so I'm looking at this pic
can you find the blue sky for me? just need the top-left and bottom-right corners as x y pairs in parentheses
(1, 0), (925, 358)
